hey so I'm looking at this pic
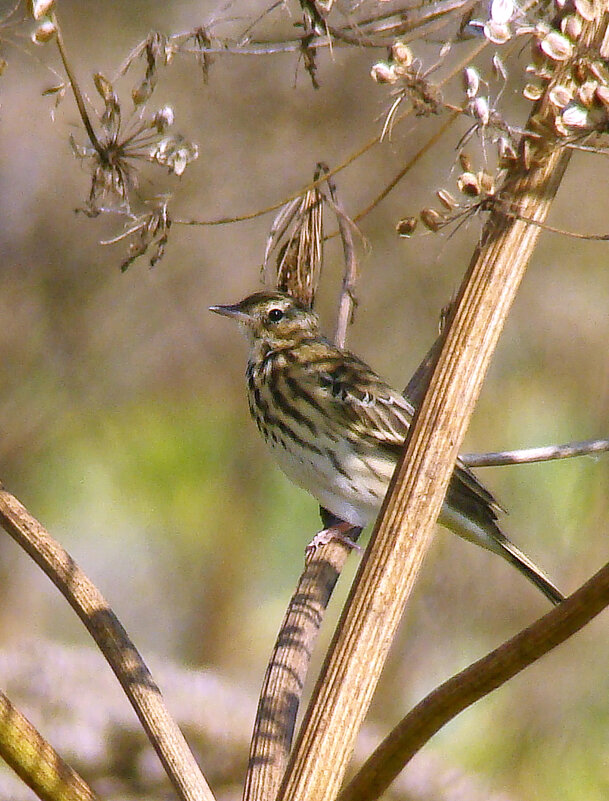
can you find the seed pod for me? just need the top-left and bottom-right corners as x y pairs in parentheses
(30, 0), (55, 19)
(396, 217), (418, 237)
(574, 0), (597, 21)
(94, 73), (114, 102)
(497, 136), (517, 163)
(463, 67), (480, 98)
(560, 14), (583, 39)
(561, 103), (591, 128)
(153, 105), (175, 132)
(540, 30), (574, 61)
(420, 208), (444, 231)
(437, 189), (458, 210)
(391, 40), (413, 67)
(458, 171), (481, 196)
(32, 20), (56, 43)
(478, 171), (495, 195)
(578, 80), (598, 107)
(459, 152), (472, 172)
(595, 84), (609, 109)
(523, 83), (544, 100)
(471, 96), (490, 125)
(548, 84), (573, 108)
(490, 0), (514, 24)
(370, 62), (399, 84)
(484, 20), (511, 43)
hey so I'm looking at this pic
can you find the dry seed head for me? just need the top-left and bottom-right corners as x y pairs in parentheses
(396, 217), (418, 236)
(32, 20), (56, 43)
(437, 189), (458, 210)
(420, 208), (444, 231)
(391, 40), (413, 67)
(458, 172), (481, 196)
(30, 0), (55, 19)
(371, 61), (399, 84)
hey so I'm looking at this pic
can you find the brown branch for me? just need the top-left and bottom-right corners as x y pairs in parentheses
(338, 560), (609, 801)
(0, 485), (216, 801)
(242, 533), (360, 801)
(0, 689), (100, 801)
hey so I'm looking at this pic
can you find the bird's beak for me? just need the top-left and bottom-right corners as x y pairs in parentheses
(209, 303), (251, 323)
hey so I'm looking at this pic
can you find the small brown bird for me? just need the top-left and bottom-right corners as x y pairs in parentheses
(210, 291), (563, 605)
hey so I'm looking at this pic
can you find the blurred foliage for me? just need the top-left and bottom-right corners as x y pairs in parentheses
(0, 0), (608, 799)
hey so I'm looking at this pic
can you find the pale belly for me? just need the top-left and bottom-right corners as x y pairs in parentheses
(264, 433), (393, 528)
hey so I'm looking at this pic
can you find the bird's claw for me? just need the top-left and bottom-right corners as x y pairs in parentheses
(305, 522), (362, 561)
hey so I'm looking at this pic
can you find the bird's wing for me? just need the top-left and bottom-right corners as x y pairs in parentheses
(312, 350), (415, 449)
(312, 347), (504, 516)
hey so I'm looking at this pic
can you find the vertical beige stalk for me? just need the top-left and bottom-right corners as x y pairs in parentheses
(277, 141), (572, 800)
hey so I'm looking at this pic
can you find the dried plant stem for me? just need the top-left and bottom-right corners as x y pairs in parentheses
(242, 537), (359, 801)
(276, 113), (574, 801)
(463, 438), (609, 467)
(326, 174), (358, 349)
(0, 486), (216, 801)
(51, 11), (102, 157)
(338, 558), (609, 801)
(0, 690), (100, 801)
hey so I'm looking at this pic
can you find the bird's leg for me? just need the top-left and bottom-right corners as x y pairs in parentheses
(305, 519), (363, 560)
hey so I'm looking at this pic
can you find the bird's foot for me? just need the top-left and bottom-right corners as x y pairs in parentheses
(305, 521), (362, 561)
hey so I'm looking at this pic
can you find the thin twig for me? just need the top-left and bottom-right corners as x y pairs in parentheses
(0, 689), (101, 801)
(0, 485), (216, 801)
(51, 11), (103, 157)
(462, 438), (609, 467)
(324, 170), (358, 349)
(338, 558), (609, 801)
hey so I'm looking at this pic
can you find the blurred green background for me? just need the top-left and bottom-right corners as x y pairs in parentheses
(1, 1), (608, 799)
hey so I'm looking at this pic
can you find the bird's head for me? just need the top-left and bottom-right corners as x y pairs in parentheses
(210, 291), (320, 349)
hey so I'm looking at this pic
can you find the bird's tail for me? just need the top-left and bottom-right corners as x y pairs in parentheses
(492, 530), (564, 606)
(440, 504), (564, 605)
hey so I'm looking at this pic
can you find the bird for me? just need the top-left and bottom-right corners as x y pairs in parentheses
(210, 290), (564, 605)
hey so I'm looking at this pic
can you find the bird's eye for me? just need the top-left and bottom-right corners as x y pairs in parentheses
(268, 308), (284, 323)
